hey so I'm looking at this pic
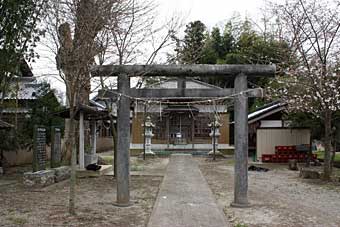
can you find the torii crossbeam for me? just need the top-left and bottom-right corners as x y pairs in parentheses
(92, 64), (276, 207)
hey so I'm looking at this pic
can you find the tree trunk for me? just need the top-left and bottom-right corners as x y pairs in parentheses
(68, 114), (77, 215)
(0, 149), (4, 172)
(305, 136), (312, 167)
(330, 143), (336, 174)
(323, 110), (332, 180)
(61, 119), (71, 163)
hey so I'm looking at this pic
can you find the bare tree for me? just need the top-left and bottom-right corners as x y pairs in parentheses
(268, 0), (340, 180)
(96, 0), (182, 66)
(42, 0), (182, 213)
(44, 0), (116, 214)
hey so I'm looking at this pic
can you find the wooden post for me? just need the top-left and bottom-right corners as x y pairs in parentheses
(166, 116), (170, 148)
(79, 111), (85, 169)
(231, 73), (250, 207)
(213, 118), (216, 161)
(143, 104), (146, 160)
(191, 116), (195, 149)
(115, 73), (131, 206)
(91, 121), (97, 155)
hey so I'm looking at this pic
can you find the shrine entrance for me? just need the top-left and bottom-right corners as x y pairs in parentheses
(93, 64), (276, 208)
(166, 107), (196, 144)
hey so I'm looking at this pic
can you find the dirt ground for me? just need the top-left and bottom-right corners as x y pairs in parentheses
(0, 157), (168, 227)
(197, 157), (340, 227)
(2, 156), (340, 227)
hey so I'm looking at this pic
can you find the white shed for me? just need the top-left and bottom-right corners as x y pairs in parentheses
(256, 128), (311, 161)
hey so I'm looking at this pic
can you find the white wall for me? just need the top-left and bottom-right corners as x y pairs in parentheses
(260, 120), (282, 127)
(4, 146), (51, 167)
(257, 128), (310, 161)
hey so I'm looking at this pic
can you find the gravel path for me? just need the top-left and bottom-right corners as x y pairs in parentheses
(198, 158), (340, 227)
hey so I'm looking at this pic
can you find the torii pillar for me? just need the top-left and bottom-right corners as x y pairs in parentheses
(231, 73), (250, 207)
(115, 73), (131, 206)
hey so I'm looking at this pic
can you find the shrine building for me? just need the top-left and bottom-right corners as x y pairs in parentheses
(128, 79), (232, 152)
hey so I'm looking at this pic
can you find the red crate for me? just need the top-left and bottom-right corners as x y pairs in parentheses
(273, 155), (279, 163)
(275, 146), (282, 151)
(277, 155), (282, 162)
(262, 154), (272, 162)
(299, 154), (305, 160)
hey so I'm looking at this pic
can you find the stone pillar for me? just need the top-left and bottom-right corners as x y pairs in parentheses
(85, 121), (98, 166)
(231, 73), (250, 207)
(79, 111), (85, 169)
(51, 126), (62, 168)
(143, 116), (155, 156)
(208, 119), (221, 157)
(116, 73), (131, 206)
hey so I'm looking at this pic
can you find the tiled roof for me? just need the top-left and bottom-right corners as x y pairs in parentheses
(248, 101), (287, 123)
(5, 82), (41, 100)
(1, 108), (31, 114)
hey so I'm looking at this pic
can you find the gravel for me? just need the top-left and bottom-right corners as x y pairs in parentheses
(198, 158), (340, 227)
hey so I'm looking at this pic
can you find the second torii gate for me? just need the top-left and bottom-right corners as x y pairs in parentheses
(93, 64), (276, 207)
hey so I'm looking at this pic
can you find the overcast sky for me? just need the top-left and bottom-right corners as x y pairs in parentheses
(156, 0), (271, 29)
(31, 0), (278, 97)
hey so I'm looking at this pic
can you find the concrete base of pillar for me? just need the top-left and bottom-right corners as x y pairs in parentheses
(139, 151), (156, 158)
(230, 201), (251, 208)
(208, 150), (224, 157)
(113, 201), (134, 207)
(84, 154), (98, 167)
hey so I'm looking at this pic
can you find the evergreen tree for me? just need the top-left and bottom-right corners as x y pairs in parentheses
(210, 27), (223, 59)
(22, 82), (64, 144)
(175, 18), (289, 88)
(179, 20), (207, 64)
(201, 35), (219, 64)
(0, 82), (63, 168)
(221, 22), (235, 56)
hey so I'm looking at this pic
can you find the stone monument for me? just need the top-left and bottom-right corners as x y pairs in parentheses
(33, 126), (47, 172)
(51, 126), (62, 168)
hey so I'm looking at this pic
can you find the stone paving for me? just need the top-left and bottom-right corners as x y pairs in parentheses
(147, 154), (229, 227)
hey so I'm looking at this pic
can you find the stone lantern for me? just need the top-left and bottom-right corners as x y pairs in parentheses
(208, 119), (222, 157)
(143, 116), (155, 156)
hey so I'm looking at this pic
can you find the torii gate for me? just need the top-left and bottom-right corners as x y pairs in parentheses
(93, 64), (276, 207)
